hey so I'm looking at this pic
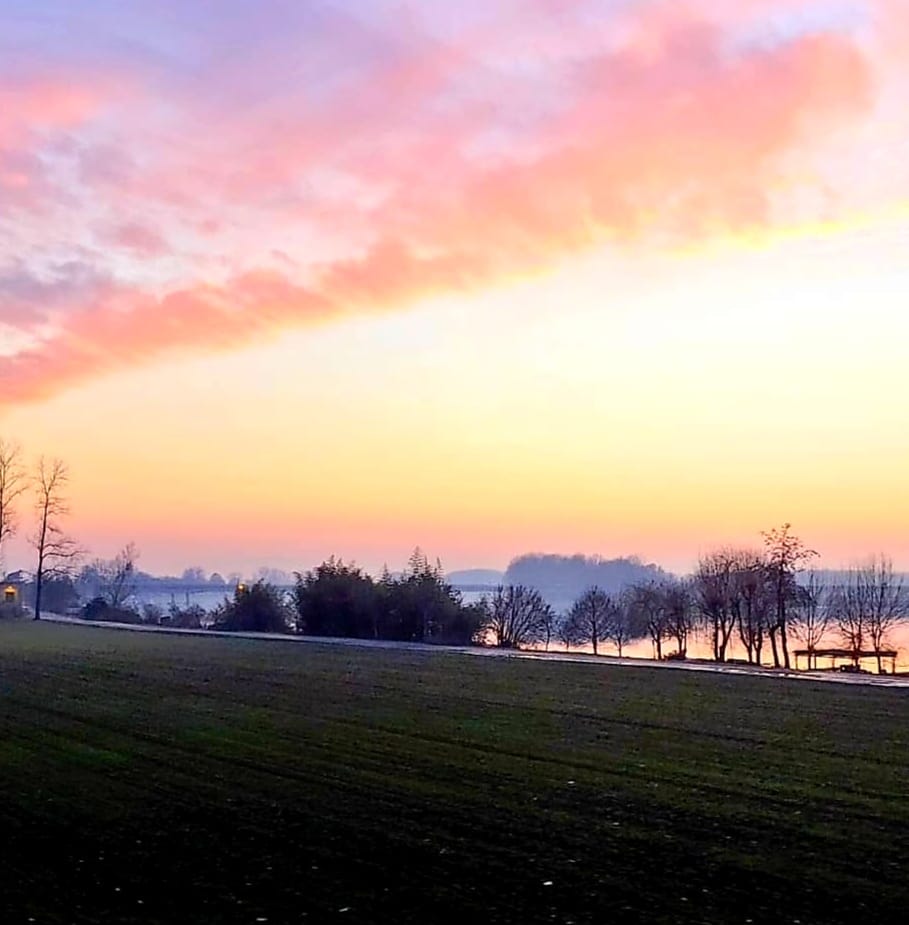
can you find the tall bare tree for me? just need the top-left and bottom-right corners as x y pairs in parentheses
(484, 585), (551, 649)
(605, 593), (639, 657)
(625, 582), (669, 660)
(729, 552), (772, 665)
(566, 586), (614, 656)
(694, 551), (737, 662)
(31, 458), (80, 620)
(556, 610), (580, 651)
(791, 571), (830, 668)
(830, 556), (906, 672)
(659, 579), (693, 659)
(90, 542), (140, 609)
(862, 556), (906, 673)
(0, 439), (26, 572)
(761, 524), (817, 669)
(829, 572), (867, 664)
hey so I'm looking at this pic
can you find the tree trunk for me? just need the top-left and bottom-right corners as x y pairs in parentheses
(675, 630), (687, 658)
(768, 627), (780, 667)
(33, 496), (50, 621)
(718, 623), (730, 662)
(780, 621), (791, 669)
(33, 564), (42, 620)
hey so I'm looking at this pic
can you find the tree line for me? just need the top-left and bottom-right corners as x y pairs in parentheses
(2, 446), (906, 671)
(204, 524), (906, 672)
(74, 532), (909, 674)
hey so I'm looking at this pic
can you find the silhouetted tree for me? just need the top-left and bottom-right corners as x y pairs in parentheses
(0, 438), (25, 572)
(791, 571), (830, 668)
(212, 581), (290, 633)
(729, 552), (772, 665)
(605, 593), (640, 657)
(829, 556), (906, 672)
(762, 524), (817, 669)
(625, 582), (668, 660)
(483, 585), (551, 648)
(292, 553), (482, 644)
(293, 558), (378, 638)
(662, 579), (694, 659)
(380, 549), (462, 642)
(566, 587), (614, 656)
(31, 458), (80, 620)
(540, 604), (558, 651)
(861, 556), (906, 672)
(84, 542), (140, 609)
(556, 611), (580, 650)
(694, 551), (737, 662)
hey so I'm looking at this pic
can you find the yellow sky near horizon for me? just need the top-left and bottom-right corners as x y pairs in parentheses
(3, 0), (909, 577)
(3, 214), (908, 576)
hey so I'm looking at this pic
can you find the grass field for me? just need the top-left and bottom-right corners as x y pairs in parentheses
(1, 621), (907, 924)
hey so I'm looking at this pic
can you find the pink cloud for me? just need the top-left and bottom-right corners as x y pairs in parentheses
(0, 274), (333, 405)
(0, 1), (887, 408)
(108, 222), (169, 257)
(0, 81), (98, 145)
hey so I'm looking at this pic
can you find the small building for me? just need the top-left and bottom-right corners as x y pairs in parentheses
(2, 571), (30, 609)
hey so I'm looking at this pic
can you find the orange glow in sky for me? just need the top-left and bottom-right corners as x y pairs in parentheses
(1, 1), (908, 576)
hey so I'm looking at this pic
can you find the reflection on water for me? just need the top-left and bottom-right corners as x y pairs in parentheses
(134, 590), (233, 614)
(133, 588), (909, 672)
(563, 625), (909, 672)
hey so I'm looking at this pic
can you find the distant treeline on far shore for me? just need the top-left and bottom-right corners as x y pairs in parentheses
(4, 527), (907, 676)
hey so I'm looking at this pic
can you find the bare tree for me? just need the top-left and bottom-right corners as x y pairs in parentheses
(0, 439), (26, 572)
(694, 551), (737, 662)
(605, 594), (638, 657)
(539, 603), (557, 652)
(31, 458), (80, 620)
(862, 556), (906, 673)
(484, 585), (550, 649)
(791, 571), (830, 668)
(761, 524), (817, 669)
(93, 542), (140, 609)
(566, 587), (613, 656)
(662, 579), (694, 659)
(625, 583), (669, 659)
(556, 611), (580, 651)
(729, 551), (772, 665)
(829, 573), (866, 665)
(831, 556), (906, 673)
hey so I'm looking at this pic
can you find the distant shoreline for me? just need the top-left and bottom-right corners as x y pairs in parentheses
(34, 613), (909, 689)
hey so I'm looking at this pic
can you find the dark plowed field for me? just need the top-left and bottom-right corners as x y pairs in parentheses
(1, 621), (907, 923)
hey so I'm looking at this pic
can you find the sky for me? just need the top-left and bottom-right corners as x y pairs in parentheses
(1, 0), (908, 577)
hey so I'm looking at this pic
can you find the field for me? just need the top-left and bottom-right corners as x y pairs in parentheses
(1, 622), (907, 924)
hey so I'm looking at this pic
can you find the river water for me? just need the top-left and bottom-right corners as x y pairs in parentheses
(132, 588), (909, 672)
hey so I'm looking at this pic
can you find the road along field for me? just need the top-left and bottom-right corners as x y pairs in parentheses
(1, 620), (907, 923)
